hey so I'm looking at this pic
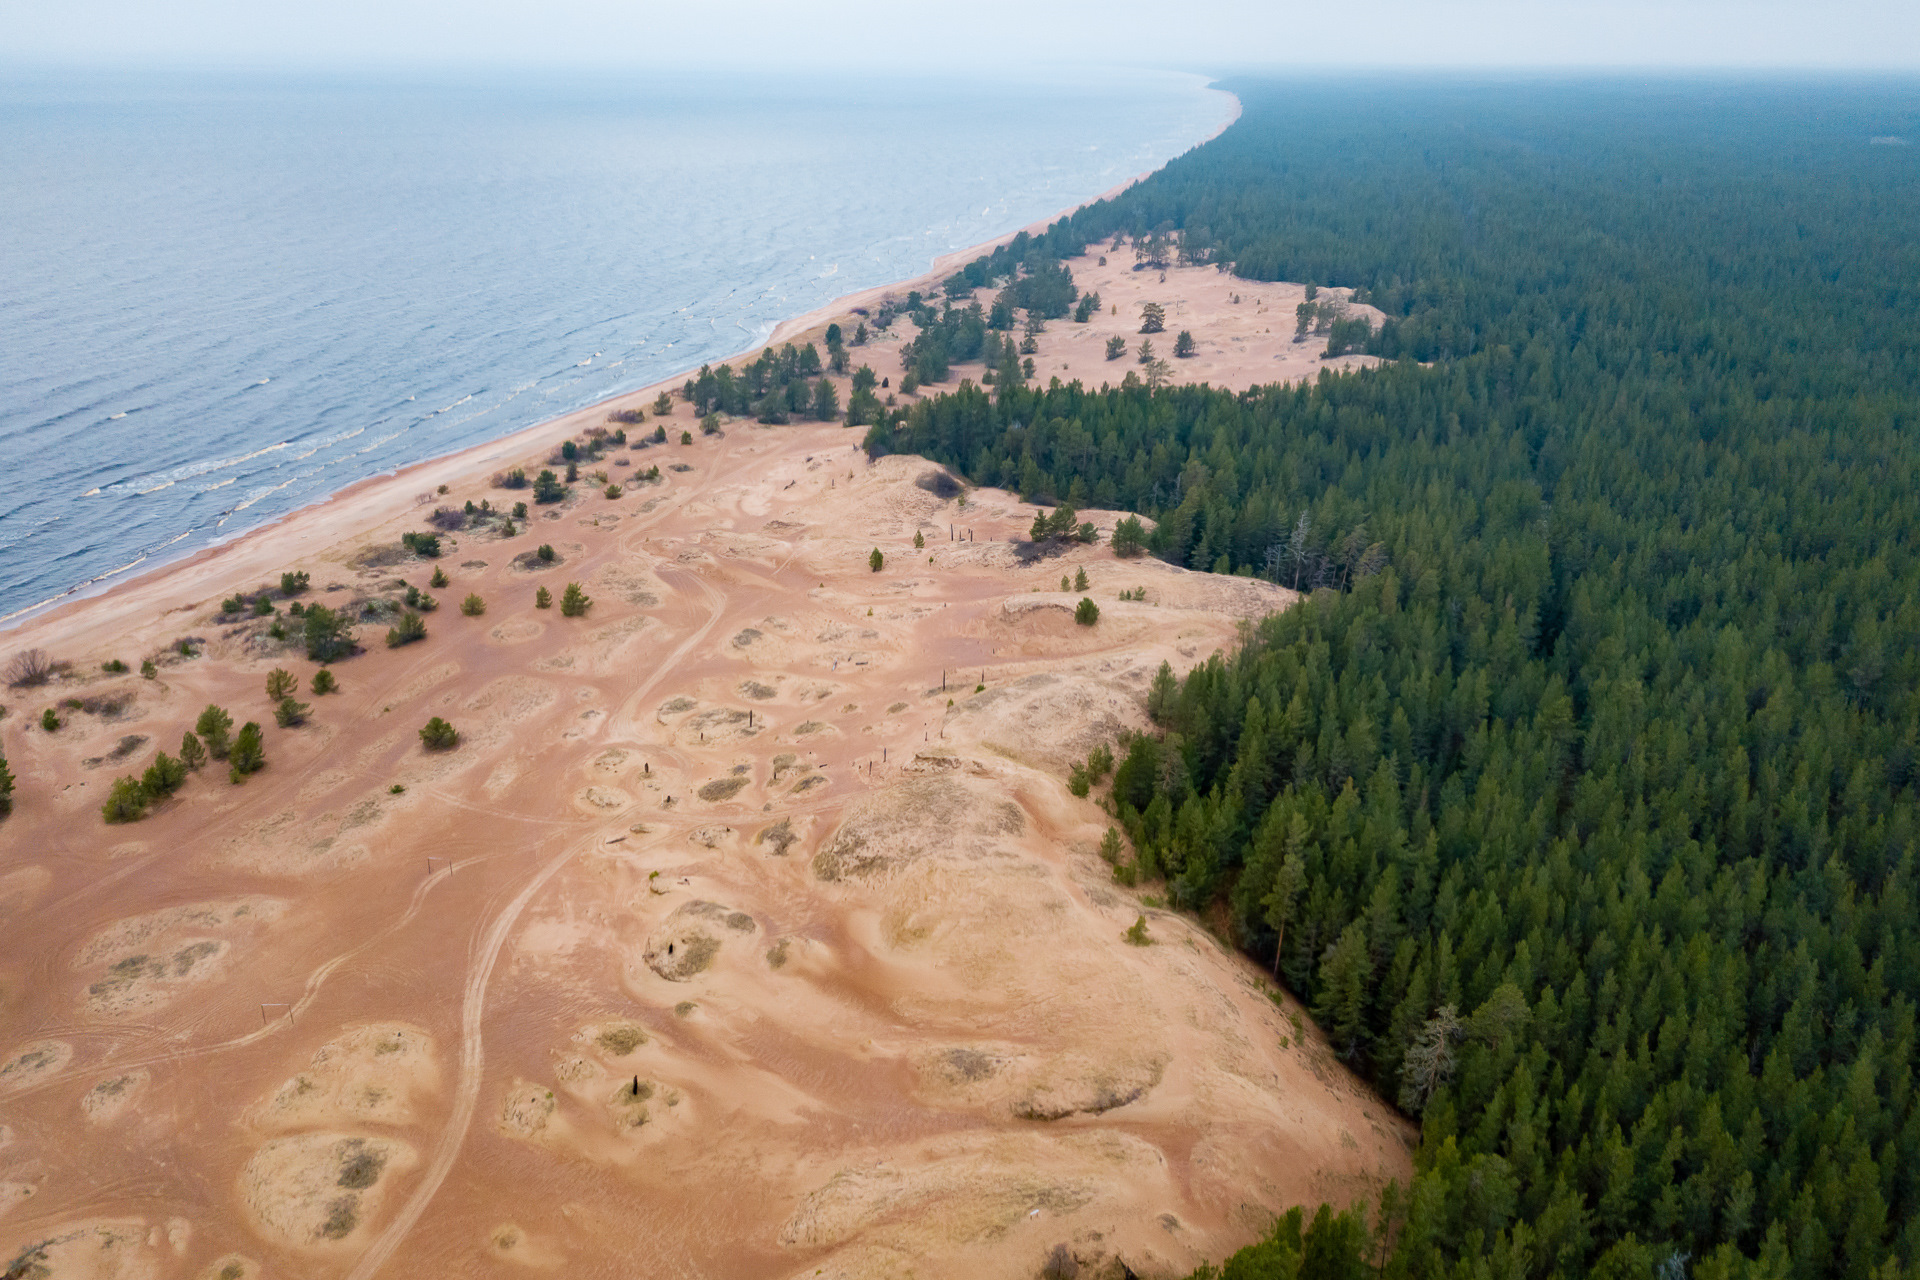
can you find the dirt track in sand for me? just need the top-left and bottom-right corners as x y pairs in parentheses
(1, 261), (1409, 1280)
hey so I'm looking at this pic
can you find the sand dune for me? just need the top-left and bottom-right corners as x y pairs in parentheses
(1, 256), (1408, 1279)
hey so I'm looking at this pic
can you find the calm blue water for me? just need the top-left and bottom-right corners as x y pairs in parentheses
(0, 68), (1230, 623)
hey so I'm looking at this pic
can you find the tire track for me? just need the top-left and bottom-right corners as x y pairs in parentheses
(345, 564), (728, 1280)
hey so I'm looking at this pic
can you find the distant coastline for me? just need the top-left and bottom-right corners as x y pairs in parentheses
(2, 82), (1238, 639)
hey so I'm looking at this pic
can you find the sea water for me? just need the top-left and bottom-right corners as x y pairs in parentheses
(0, 67), (1231, 623)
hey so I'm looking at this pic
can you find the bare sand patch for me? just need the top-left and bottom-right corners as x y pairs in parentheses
(0, 1219), (163, 1280)
(0, 1041), (72, 1097)
(679, 704), (760, 747)
(581, 1021), (648, 1058)
(246, 1023), (439, 1133)
(460, 674), (558, 722)
(755, 814), (809, 856)
(640, 899), (755, 982)
(489, 618), (545, 645)
(295, 767), (353, 802)
(238, 1132), (417, 1250)
(84, 941), (229, 1016)
(947, 671), (1144, 774)
(778, 1132), (1120, 1250)
(214, 807), (377, 875)
(594, 565), (662, 608)
(813, 774), (1022, 882)
(487, 1222), (564, 1268)
(389, 660), (462, 705)
(574, 786), (629, 813)
(695, 775), (748, 803)
(1010, 1053), (1168, 1121)
(0, 1179), (38, 1221)
(76, 897), (285, 967)
(497, 1080), (558, 1140)
(194, 1254), (261, 1280)
(0, 868), (52, 928)
(81, 1071), (150, 1126)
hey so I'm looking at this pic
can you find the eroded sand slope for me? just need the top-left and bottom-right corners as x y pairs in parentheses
(1, 288), (1409, 1280)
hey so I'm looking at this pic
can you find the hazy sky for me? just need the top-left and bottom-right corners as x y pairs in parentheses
(4, 0), (1918, 71)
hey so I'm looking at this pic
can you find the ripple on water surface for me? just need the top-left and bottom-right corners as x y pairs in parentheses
(0, 68), (1232, 623)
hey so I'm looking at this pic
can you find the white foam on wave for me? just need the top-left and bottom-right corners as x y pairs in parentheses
(0, 552), (152, 625)
(121, 440), (292, 492)
(232, 477), (296, 512)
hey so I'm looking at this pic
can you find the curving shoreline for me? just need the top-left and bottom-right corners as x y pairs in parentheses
(1, 85), (1239, 645)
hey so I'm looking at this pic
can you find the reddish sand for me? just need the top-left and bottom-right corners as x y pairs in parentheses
(0, 232), (1408, 1280)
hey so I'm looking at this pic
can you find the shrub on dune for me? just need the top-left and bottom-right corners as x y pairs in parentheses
(419, 717), (458, 751)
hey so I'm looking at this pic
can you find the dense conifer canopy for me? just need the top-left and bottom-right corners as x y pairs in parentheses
(871, 80), (1920, 1280)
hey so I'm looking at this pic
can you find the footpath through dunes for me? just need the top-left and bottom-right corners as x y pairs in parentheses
(0, 419), (1410, 1278)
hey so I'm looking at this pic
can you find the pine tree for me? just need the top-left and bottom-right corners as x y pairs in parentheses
(811, 378), (839, 421)
(265, 668), (296, 701)
(1147, 662), (1178, 723)
(0, 754), (13, 816)
(560, 583), (591, 617)
(227, 722), (265, 782)
(302, 604), (354, 662)
(141, 750), (186, 797)
(386, 611), (427, 647)
(1314, 922), (1372, 1060)
(195, 705), (234, 760)
(1262, 840), (1307, 973)
(179, 731), (206, 771)
(1111, 517), (1147, 558)
(102, 776), (148, 823)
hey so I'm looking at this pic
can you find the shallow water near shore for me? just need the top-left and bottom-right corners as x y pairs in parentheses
(0, 66), (1230, 623)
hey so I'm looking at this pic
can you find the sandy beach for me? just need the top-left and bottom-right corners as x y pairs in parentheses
(0, 134), (1409, 1280)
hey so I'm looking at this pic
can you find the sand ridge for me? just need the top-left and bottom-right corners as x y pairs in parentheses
(2, 251), (1410, 1279)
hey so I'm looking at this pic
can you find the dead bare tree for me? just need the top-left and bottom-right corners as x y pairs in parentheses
(4, 649), (53, 689)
